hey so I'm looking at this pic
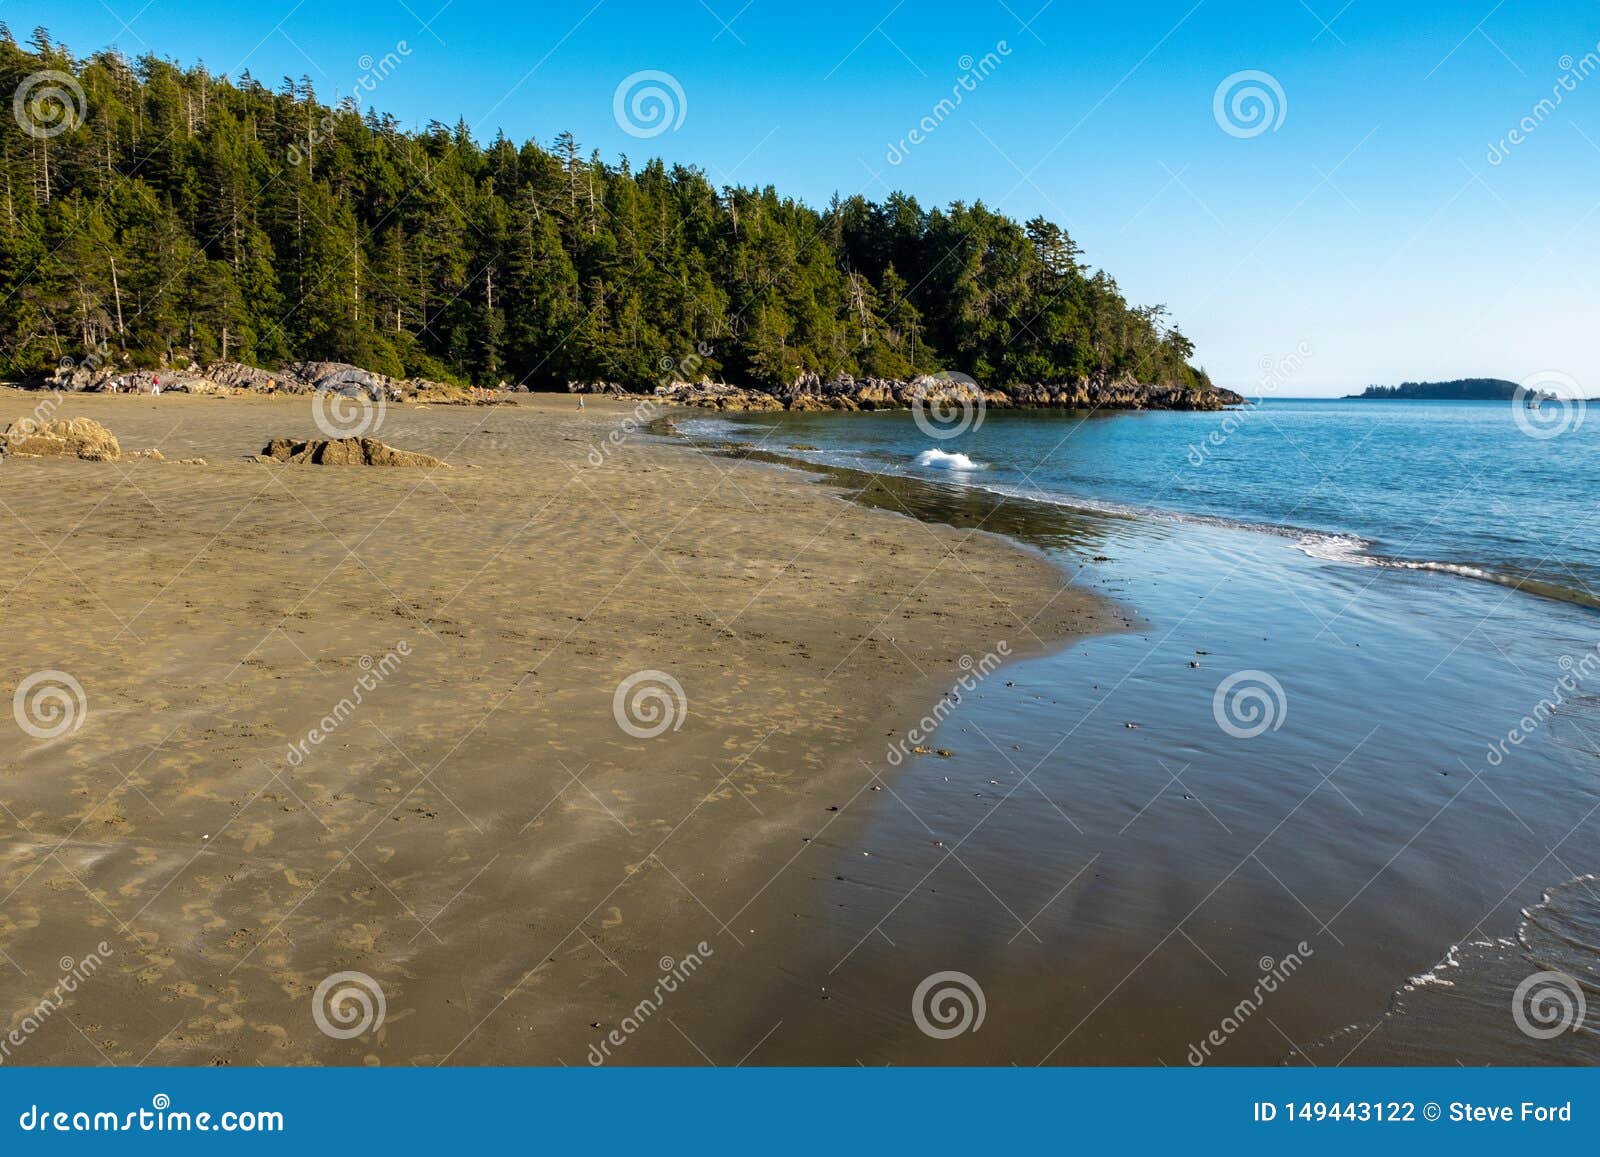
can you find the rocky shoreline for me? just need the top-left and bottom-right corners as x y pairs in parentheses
(20, 359), (500, 404)
(16, 358), (1242, 415)
(569, 371), (1244, 413)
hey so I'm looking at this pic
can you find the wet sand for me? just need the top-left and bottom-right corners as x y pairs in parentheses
(0, 388), (1115, 1065)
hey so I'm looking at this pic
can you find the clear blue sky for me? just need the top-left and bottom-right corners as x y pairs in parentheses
(15, 0), (1600, 394)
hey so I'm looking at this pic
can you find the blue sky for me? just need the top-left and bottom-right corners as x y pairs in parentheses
(16, 0), (1600, 394)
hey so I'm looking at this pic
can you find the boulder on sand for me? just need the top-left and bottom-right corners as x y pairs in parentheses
(260, 437), (447, 468)
(1, 417), (122, 461)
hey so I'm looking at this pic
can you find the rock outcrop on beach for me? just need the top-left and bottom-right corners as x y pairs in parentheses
(23, 359), (483, 402)
(1, 416), (123, 460)
(573, 372), (1244, 413)
(260, 437), (448, 468)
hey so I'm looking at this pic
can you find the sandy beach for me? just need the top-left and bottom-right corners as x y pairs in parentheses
(0, 388), (1115, 1065)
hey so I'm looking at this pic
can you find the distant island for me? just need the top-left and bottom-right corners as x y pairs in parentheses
(1347, 379), (1542, 401)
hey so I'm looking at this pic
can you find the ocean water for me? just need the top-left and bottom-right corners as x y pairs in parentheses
(692, 398), (1600, 608)
(677, 399), (1600, 1065)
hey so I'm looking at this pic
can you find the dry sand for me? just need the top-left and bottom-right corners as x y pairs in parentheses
(0, 388), (1113, 1064)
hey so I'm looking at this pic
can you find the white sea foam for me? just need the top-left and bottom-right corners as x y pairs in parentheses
(1294, 532), (1374, 565)
(914, 448), (982, 470)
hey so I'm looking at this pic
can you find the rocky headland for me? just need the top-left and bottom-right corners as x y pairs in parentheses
(570, 371), (1243, 413)
(24, 359), (506, 404)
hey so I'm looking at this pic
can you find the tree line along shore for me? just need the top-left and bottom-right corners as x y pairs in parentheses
(1, 29), (1219, 409)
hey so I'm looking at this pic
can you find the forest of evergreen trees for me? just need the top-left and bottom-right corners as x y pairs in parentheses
(0, 29), (1212, 393)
